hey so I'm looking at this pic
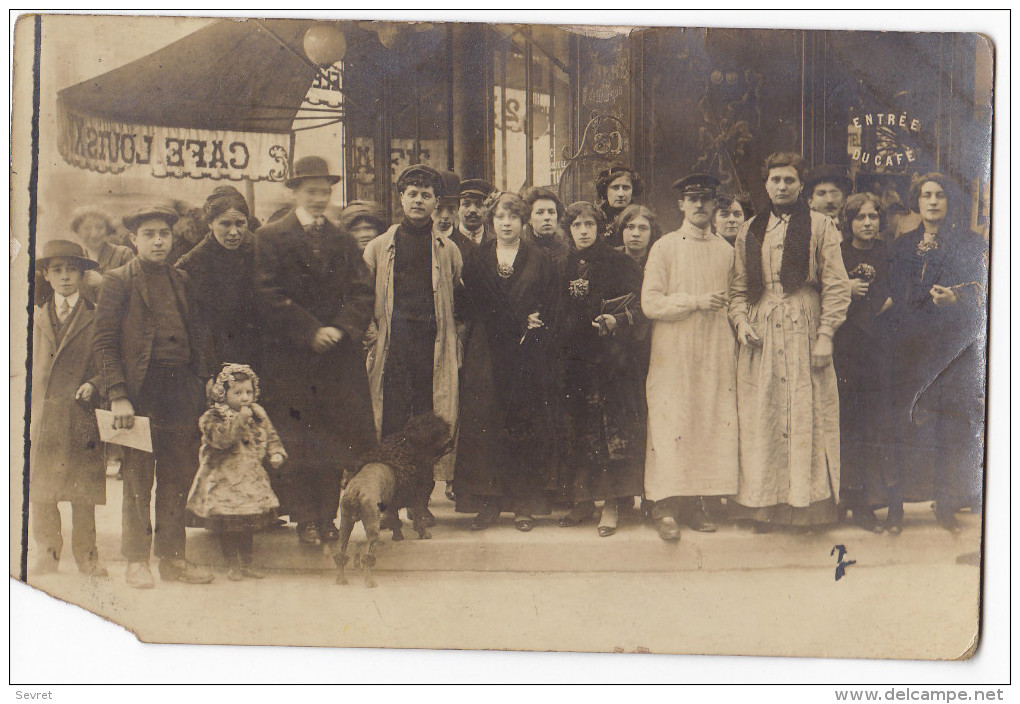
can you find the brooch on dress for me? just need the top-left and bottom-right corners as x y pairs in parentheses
(497, 261), (514, 279)
(916, 237), (939, 256)
(568, 278), (590, 299)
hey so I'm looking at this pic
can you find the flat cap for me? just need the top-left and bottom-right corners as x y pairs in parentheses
(804, 164), (852, 195)
(122, 205), (179, 232)
(672, 173), (721, 197)
(396, 164), (445, 195)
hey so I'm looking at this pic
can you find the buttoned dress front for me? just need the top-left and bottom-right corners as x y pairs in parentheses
(642, 222), (738, 501)
(728, 211), (850, 525)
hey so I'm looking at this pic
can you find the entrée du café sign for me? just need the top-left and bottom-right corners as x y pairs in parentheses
(846, 109), (922, 173)
(57, 103), (293, 182)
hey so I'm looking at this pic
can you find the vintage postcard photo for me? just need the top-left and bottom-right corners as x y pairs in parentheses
(8, 10), (1001, 677)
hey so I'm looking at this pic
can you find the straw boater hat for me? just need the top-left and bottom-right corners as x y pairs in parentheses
(672, 173), (722, 198)
(122, 205), (179, 232)
(36, 239), (99, 270)
(285, 156), (342, 189)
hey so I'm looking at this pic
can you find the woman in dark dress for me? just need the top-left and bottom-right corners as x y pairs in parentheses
(595, 165), (644, 246)
(555, 202), (647, 537)
(454, 192), (559, 532)
(176, 186), (261, 369)
(886, 173), (987, 534)
(832, 193), (894, 533)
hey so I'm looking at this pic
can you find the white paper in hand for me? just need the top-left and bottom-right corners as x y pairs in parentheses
(95, 409), (153, 453)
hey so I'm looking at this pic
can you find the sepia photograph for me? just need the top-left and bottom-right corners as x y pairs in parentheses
(7, 8), (1008, 691)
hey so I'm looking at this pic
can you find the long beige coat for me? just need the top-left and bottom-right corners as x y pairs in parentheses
(363, 226), (463, 480)
(728, 211), (850, 517)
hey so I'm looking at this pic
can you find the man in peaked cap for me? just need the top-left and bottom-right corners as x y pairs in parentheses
(804, 164), (853, 226)
(433, 169), (461, 238)
(455, 178), (495, 248)
(642, 171), (738, 542)
(255, 155), (376, 548)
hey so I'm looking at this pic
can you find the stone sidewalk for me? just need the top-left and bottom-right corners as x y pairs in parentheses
(23, 478), (982, 576)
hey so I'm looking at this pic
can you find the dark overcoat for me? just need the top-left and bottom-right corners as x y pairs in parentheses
(254, 212), (376, 472)
(176, 232), (261, 368)
(93, 259), (211, 403)
(30, 298), (105, 503)
(454, 238), (560, 514)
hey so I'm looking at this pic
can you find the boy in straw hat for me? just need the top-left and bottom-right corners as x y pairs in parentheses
(30, 240), (107, 577)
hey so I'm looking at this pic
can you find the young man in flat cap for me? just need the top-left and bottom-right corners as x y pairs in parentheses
(363, 164), (463, 512)
(255, 156), (376, 547)
(642, 174), (738, 542)
(93, 206), (213, 587)
(30, 240), (107, 578)
(805, 165), (853, 228)
(453, 178), (495, 249)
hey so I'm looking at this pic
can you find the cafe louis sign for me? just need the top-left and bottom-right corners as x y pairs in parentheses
(57, 103), (292, 182)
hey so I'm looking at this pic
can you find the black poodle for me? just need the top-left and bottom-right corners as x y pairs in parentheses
(332, 413), (452, 587)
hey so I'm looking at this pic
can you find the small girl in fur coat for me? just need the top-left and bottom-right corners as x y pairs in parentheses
(187, 364), (286, 580)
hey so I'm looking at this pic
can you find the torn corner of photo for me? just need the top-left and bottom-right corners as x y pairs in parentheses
(94, 409), (154, 453)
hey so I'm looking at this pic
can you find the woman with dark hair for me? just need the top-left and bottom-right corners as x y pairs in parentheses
(521, 186), (570, 280)
(595, 165), (644, 246)
(454, 192), (559, 532)
(554, 201), (646, 537)
(728, 152), (851, 533)
(832, 192), (894, 533)
(714, 192), (755, 245)
(176, 186), (260, 368)
(885, 172), (987, 534)
(615, 204), (662, 267)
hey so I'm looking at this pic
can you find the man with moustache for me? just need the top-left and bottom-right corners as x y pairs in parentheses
(451, 179), (494, 250)
(641, 174), (738, 542)
(255, 156), (376, 547)
(805, 165), (852, 228)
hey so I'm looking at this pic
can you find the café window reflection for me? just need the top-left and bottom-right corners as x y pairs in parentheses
(491, 26), (573, 192)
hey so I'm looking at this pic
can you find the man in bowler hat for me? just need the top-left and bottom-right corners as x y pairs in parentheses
(255, 156), (376, 546)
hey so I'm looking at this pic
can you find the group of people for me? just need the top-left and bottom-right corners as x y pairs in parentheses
(28, 149), (987, 588)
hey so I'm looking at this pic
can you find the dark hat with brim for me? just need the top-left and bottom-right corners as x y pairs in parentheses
(396, 164), (445, 195)
(459, 178), (494, 200)
(804, 165), (852, 195)
(36, 239), (99, 270)
(285, 156), (342, 189)
(672, 173), (722, 197)
(437, 170), (462, 206)
(122, 205), (179, 232)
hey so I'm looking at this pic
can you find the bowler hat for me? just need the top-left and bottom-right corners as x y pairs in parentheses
(285, 156), (342, 189)
(804, 165), (852, 196)
(437, 171), (462, 206)
(459, 178), (494, 200)
(122, 205), (179, 232)
(396, 164), (444, 195)
(36, 239), (99, 270)
(672, 173), (721, 197)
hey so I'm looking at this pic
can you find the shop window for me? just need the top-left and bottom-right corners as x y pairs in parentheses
(492, 27), (572, 192)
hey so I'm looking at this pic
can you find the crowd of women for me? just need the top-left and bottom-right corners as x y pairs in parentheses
(29, 148), (987, 586)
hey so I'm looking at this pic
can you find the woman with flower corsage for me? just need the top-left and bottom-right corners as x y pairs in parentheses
(453, 192), (559, 532)
(554, 201), (647, 537)
(832, 193), (895, 533)
(885, 173), (987, 534)
(187, 364), (286, 580)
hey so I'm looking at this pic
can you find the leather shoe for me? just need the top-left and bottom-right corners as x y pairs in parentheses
(126, 561), (155, 589)
(159, 558), (214, 584)
(444, 482), (456, 502)
(297, 522), (322, 545)
(515, 516), (535, 532)
(471, 505), (499, 531)
(852, 510), (885, 534)
(656, 516), (681, 542)
(318, 520), (340, 542)
(687, 497), (717, 532)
